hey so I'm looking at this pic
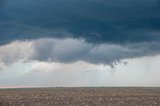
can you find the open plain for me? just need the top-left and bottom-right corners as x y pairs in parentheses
(0, 87), (160, 106)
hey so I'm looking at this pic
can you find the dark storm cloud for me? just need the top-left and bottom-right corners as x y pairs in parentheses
(0, 0), (160, 45)
(0, 0), (5, 7)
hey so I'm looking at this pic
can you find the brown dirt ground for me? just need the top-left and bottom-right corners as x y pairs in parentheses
(0, 87), (160, 106)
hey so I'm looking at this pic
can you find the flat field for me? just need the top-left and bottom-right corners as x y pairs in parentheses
(0, 87), (160, 106)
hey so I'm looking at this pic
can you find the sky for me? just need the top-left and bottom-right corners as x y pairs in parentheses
(0, 0), (160, 87)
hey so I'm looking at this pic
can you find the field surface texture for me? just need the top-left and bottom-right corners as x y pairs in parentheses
(0, 87), (160, 106)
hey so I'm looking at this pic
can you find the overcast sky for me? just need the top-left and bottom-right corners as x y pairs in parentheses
(0, 0), (160, 87)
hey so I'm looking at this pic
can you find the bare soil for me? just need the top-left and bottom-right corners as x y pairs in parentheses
(0, 87), (160, 106)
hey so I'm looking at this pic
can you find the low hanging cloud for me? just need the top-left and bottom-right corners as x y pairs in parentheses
(30, 38), (93, 62)
(0, 38), (160, 70)
(24, 38), (160, 64)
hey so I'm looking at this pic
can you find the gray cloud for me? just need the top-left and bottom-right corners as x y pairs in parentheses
(0, 38), (160, 70)
(28, 39), (160, 65)
(30, 38), (93, 62)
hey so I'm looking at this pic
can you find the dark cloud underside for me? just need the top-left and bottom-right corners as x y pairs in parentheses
(0, 0), (160, 45)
